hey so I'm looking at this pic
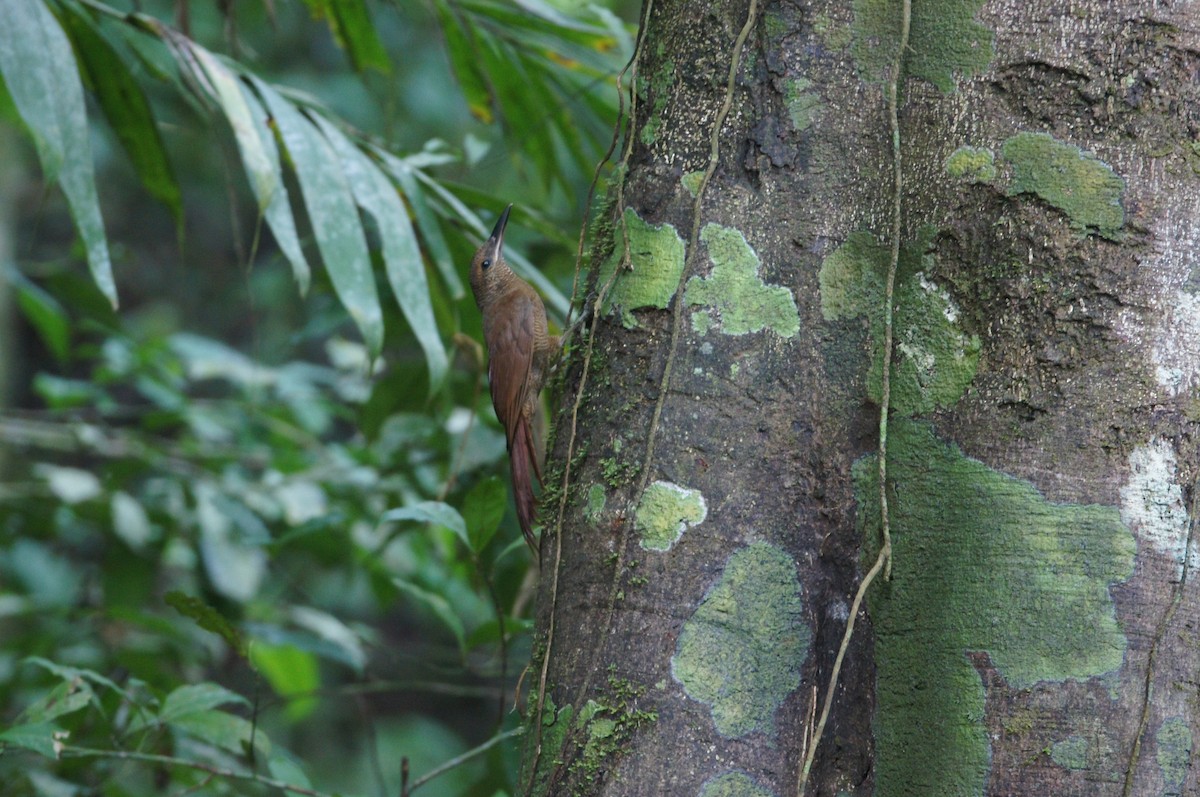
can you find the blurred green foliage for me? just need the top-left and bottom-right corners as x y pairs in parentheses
(0, 0), (632, 793)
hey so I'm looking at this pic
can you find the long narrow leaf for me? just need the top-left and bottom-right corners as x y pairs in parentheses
(0, 0), (116, 307)
(188, 45), (276, 213)
(59, 5), (181, 225)
(330, 0), (391, 75)
(242, 86), (312, 293)
(433, 0), (494, 123)
(316, 117), (447, 392)
(252, 78), (384, 356)
(379, 152), (464, 300)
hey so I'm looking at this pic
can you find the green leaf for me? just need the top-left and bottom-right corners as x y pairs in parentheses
(250, 643), (318, 722)
(165, 591), (247, 657)
(168, 708), (267, 757)
(159, 683), (249, 723)
(268, 750), (312, 789)
(241, 86), (312, 293)
(17, 679), (94, 725)
(434, 0), (494, 123)
(195, 482), (266, 602)
(382, 501), (469, 548)
(0, 0), (116, 307)
(58, 5), (181, 223)
(290, 605), (366, 673)
(379, 152), (464, 300)
(329, 0), (391, 74)
(392, 579), (466, 653)
(187, 44), (276, 214)
(10, 270), (69, 360)
(315, 117), (447, 393)
(23, 658), (131, 699)
(0, 722), (63, 759)
(252, 79), (384, 356)
(462, 476), (506, 553)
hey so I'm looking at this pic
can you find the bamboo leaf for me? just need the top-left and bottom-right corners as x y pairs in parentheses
(433, 0), (494, 123)
(187, 44), (276, 213)
(253, 78), (384, 356)
(10, 269), (70, 361)
(379, 152), (464, 300)
(329, 0), (391, 75)
(242, 86), (312, 293)
(0, 0), (116, 307)
(316, 117), (447, 392)
(59, 5), (182, 224)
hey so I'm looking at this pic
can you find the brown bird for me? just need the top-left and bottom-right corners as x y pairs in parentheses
(469, 204), (559, 553)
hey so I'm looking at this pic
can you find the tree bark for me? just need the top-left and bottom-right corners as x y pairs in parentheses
(523, 1), (1200, 795)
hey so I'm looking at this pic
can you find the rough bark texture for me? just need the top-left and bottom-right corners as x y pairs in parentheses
(523, 1), (1200, 795)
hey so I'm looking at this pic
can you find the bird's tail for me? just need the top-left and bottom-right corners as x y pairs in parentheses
(510, 416), (541, 553)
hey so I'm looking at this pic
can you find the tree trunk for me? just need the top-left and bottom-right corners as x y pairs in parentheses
(522, 1), (1200, 795)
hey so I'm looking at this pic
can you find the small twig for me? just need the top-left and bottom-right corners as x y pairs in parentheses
(60, 746), (335, 797)
(407, 727), (523, 793)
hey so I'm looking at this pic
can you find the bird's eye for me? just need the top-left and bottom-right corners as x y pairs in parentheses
(481, 258), (492, 269)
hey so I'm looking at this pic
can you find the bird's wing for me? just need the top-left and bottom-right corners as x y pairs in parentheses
(485, 291), (536, 445)
(485, 292), (541, 551)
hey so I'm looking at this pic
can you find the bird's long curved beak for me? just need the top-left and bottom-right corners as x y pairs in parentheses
(482, 204), (512, 264)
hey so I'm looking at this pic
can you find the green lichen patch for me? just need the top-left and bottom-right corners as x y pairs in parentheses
(852, 0), (994, 92)
(522, 677), (657, 795)
(785, 77), (822, 131)
(1155, 717), (1192, 791)
(682, 170), (705, 198)
(818, 230), (980, 415)
(814, 12), (852, 50)
(1001, 132), (1125, 240)
(856, 420), (1135, 797)
(521, 695), (573, 796)
(636, 481), (707, 552)
(699, 771), (776, 797)
(1050, 735), (1090, 770)
(946, 145), (997, 183)
(685, 224), (800, 338)
(672, 542), (810, 738)
(597, 208), (687, 329)
(638, 58), (676, 146)
(585, 484), (607, 524)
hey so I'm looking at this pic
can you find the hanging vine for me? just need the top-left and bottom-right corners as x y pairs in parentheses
(798, 0), (912, 791)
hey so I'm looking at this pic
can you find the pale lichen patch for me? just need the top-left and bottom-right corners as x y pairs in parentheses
(597, 208), (687, 329)
(672, 542), (809, 739)
(1156, 717), (1193, 792)
(1120, 439), (1193, 577)
(699, 771), (776, 797)
(1001, 132), (1125, 240)
(635, 481), (707, 552)
(1151, 288), (1200, 398)
(685, 224), (799, 338)
(945, 145), (996, 183)
(1050, 736), (1090, 771)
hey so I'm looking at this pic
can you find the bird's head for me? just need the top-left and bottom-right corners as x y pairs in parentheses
(469, 204), (512, 303)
